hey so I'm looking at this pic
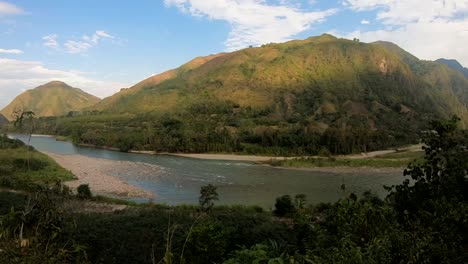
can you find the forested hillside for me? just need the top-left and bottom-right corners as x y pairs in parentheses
(10, 35), (468, 155)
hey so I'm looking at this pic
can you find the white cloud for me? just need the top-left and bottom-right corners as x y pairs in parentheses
(0, 1), (24, 16)
(0, 48), (23, 54)
(164, 0), (337, 51)
(42, 34), (59, 49)
(64, 40), (92, 54)
(343, 0), (467, 25)
(360, 19), (370, 24)
(65, 30), (114, 53)
(0, 57), (128, 108)
(341, 0), (468, 66)
(43, 30), (115, 54)
(95, 30), (114, 39)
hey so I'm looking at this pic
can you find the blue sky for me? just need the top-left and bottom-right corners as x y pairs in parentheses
(0, 0), (467, 108)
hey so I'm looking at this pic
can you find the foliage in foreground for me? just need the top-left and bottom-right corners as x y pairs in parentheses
(0, 116), (467, 263)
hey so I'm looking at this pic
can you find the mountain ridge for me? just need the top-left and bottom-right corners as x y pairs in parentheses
(436, 58), (468, 79)
(91, 35), (468, 123)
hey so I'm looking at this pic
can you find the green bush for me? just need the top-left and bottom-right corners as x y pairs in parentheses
(273, 195), (295, 216)
(77, 184), (92, 199)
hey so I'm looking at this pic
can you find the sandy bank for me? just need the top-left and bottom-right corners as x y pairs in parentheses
(163, 144), (424, 163)
(43, 151), (156, 199)
(161, 153), (283, 162)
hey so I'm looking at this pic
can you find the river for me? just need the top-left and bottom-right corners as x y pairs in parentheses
(13, 134), (405, 208)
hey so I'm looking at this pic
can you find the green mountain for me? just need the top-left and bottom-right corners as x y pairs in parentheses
(37, 35), (468, 155)
(93, 35), (468, 118)
(1, 81), (101, 120)
(436, 58), (468, 79)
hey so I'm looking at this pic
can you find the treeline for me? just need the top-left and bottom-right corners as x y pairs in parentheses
(14, 97), (424, 155)
(0, 116), (467, 263)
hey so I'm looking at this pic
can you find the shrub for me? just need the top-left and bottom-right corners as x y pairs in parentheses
(77, 184), (92, 199)
(274, 195), (295, 216)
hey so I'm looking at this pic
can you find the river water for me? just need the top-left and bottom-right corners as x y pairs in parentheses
(13, 134), (406, 208)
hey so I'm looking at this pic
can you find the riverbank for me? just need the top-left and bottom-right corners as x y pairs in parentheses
(161, 153), (282, 162)
(162, 144), (424, 163)
(43, 151), (156, 199)
(43, 134), (423, 165)
(22, 133), (423, 171)
(268, 149), (424, 172)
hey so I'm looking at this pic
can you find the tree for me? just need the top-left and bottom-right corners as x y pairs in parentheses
(199, 184), (219, 211)
(386, 116), (468, 262)
(388, 115), (468, 214)
(13, 110), (36, 170)
(77, 184), (92, 199)
(274, 195), (295, 216)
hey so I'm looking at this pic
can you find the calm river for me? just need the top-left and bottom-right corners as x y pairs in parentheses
(13, 134), (406, 208)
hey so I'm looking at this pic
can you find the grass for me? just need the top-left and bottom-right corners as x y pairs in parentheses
(271, 151), (424, 168)
(92, 195), (139, 206)
(0, 147), (74, 184)
(375, 150), (424, 160)
(0, 135), (75, 190)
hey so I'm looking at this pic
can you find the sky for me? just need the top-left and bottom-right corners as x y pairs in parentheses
(0, 0), (467, 108)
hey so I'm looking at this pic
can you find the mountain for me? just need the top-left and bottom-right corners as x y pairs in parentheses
(92, 53), (226, 112)
(1, 81), (101, 120)
(0, 114), (8, 126)
(93, 35), (468, 119)
(436, 58), (468, 79)
(39, 34), (468, 155)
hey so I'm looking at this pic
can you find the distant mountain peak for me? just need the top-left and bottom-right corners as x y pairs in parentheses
(437, 58), (463, 67)
(1, 82), (101, 120)
(45, 80), (67, 85)
(37, 80), (72, 88)
(436, 58), (468, 78)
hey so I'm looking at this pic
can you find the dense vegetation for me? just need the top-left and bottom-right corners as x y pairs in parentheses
(20, 109), (418, 156)
(0, 116), (467, 263)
